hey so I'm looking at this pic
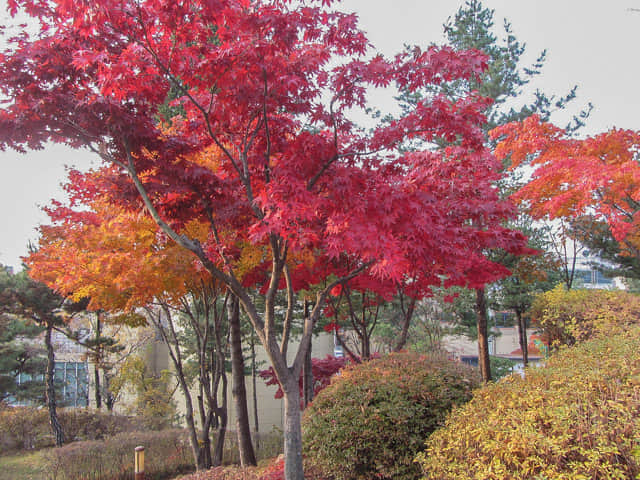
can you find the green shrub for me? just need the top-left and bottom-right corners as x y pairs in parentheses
(489, 355), (517, 380)
(45, 429), (192, 480)
(302, 352), (480, 480)
(529, 285), (640, 347)
(417, 326), (640, 480)
(110, 356), (179, 430)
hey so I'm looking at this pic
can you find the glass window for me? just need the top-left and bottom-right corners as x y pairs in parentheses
(54, 361), (89, 407)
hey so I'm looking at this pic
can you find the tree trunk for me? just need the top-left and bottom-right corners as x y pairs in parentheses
(302, 301), (313, 409)
(211, 384), (227, 467)
(199, 426), (214, 470)
(44, 322), (65, 446)
(282, 378), (304, 480)
(211, 339), (229, 468)
(103, 371), (115, 411)
(361, 328), (370, 360)
(393, 295), (416, 352)
(94, 314), (102, 409)
(302, 343), (313, 409)
(152, 307), (208, 470)
(251, 336), (260, 451)
(94, 364), (101, 409)
(475, 288), (492, 382)
(516, 310), (529, 367)
(229, 296), (257, 466)
(180, 374), (208, 470)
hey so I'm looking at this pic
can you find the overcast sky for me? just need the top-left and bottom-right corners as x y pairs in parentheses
(1, 0), (639, 270)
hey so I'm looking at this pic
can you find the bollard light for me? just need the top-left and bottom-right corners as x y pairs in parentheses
(135, 446), (145, 480)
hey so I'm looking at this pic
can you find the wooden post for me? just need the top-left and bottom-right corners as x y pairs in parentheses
(134, 446), (145, 480)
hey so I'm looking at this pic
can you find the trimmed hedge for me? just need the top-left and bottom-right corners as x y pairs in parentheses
(417, 326), (640, 479)
(303, 352), (480, 480)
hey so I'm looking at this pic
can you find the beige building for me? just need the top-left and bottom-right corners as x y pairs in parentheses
(53, 310), (538, 430)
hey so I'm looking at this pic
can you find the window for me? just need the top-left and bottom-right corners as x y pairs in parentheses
(13, 362), (89, 407)
(54, 362), (89, 407)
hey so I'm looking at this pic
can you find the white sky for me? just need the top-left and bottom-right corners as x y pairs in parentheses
(1, 0), (639, 270)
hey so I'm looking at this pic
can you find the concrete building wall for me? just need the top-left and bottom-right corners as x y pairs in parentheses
(169, 332), (336, 433)
(442, 326), (537, 359)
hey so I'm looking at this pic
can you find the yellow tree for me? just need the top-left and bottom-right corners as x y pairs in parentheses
(27, 190), (256, 469)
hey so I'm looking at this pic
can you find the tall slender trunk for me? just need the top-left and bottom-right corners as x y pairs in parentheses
(475, 288), (492, 382)
(251, 336), (260, 451)
(197, 388), (214, 469)
(360, 328), (370, 360)
(516, 310), (528, 367)
(151, 307), (208, 470)
(393, 295), (416, 352)
(44, 322), (64, 446)
(178, 371), (207, 470)
(94, 365), (101, 409)
(94, 315), (102, 409)
(282, 378), (304, 480)
(302, 345), (313, 409)
(199, 420), (214, 469)
(211, 323), (229, 468)
(229, 296), (257, 466)
(103, 371), (114, 411)
(302, 301), (313, 409)
(211, 374), (227, 466)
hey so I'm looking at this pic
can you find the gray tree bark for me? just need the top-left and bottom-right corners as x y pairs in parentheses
(475, 288), (492, 382)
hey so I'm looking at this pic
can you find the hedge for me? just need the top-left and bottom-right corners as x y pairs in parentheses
(417, 326), (640, 479)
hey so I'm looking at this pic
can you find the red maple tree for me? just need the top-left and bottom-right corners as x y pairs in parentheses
(1, 1), (528, 477)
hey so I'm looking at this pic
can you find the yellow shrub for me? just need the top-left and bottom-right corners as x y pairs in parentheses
(416, 326), (640, 480)
(529, 285), (640, 347)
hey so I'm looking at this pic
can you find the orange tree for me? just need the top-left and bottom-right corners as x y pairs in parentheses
(492, 115), (640, 263)
(27, 180), (253, 469)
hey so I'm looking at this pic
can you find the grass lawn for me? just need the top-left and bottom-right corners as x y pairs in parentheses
(0, 450), (48, 480)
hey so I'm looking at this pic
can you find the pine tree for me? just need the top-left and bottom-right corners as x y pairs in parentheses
(0, 265), (46, 404)
(399, 0), (589, 380)
(0, 267), (67, 445)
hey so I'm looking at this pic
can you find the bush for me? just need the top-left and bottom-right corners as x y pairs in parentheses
(45, 429), (192, 480)
(222, 430), (283, 465)
(417, 326), (640, 479)
(0, 407), (136, 452)
(529, 285), (640, 347)
(174, 455), (327, 480)
(0, 406), (49, 451)
(60, 409), (137, 441)
(302, 352), (480, 480)
(489, 355), (517, 380)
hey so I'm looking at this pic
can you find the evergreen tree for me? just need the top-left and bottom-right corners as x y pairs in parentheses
(570, 215), (640, 283)
(490, 217), (561, 365)
(0, 265), (46, 404)
(399, 0), (589, 380)
(0, 267), (67, 445)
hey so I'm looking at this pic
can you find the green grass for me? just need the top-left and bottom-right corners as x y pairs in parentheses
(0, 450), (48, 480)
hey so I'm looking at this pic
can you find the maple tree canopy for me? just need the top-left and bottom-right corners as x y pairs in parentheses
(1, 0), (526, 293)
(492, 115), (640, 256)
(1, 1), (531, 477)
